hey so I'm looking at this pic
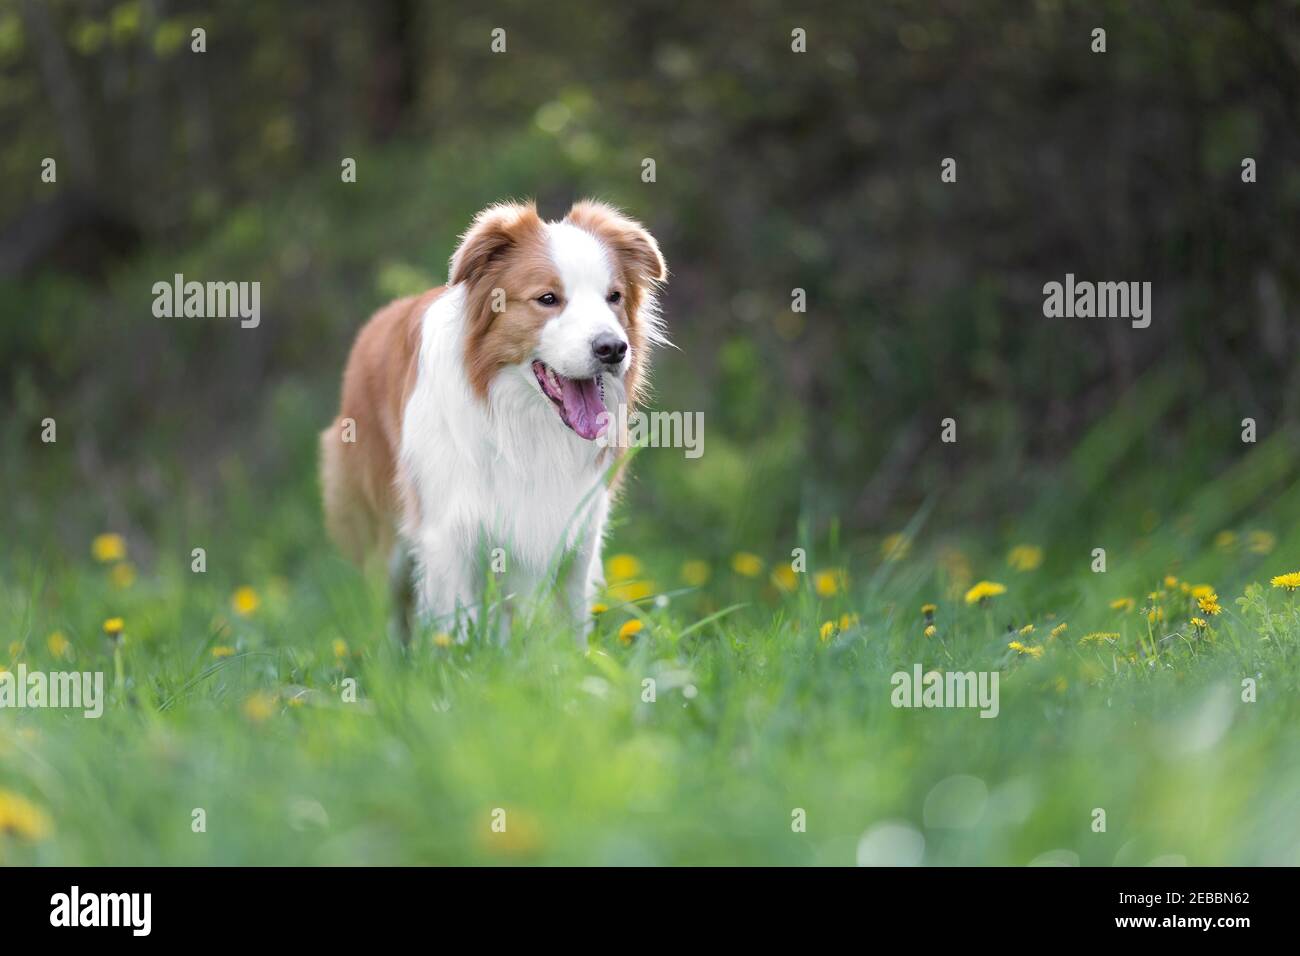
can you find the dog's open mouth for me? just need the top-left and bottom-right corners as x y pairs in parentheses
(531, 360), (608, 440)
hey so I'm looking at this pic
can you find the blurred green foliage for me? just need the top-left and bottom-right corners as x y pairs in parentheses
(2, 0), (1299, 551)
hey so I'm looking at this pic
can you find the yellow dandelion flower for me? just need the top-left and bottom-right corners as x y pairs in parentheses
(102, 617), (124, 637)
(1214, 530), (1237, 552)
(1008, 641), (1043, 658)
(1197, 595), (1221, 616)
(839, 613), (859, 631)
(1163, 575), (1179, 589)
(964, 580), (1006, 605)
(1007, 544), (1043, 572)
(46, 632), (70, 660)
(923, 624), (936, 638)
(730, 552), (764, 578)
(818, 620), (836, 642)
(211, 645), (236, 658)
(0, 789), (53, 841)
(91, 533), (126, 563)
(1247, 530), (1276, 555)
(921, 603), (937, 618)
(110, 561), (136, 589)
(1270, 572), (1300, 592)
(1190, 584), (1216, 600)
(880, 533), (910, 562)
(605, 554), (642, 583)
(432, 632), (453, 648)
(606, 579), (655, 603)
(1190, 617), (1207, 630)
(232, 586), (261, 617)
(1110, 597), (1135, 612)
(1078, 631), (1119, 646)
(589, 603), (608, 616)
(1147, 607), (1164, 623)
(242, 691), (275, 723)
(332, 638), (348, 659)
(770, 564), (799, 593)
(617, 619), (644, 645)
(813, 568), (846, 597)
(681, 560), (711, 587)
(1050, 622), (1068, 639)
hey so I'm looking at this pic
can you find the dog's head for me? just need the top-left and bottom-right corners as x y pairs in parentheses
(450, 200), (667, 440)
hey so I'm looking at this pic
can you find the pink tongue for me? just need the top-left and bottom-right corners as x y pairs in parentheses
(559, 376), (606, 440)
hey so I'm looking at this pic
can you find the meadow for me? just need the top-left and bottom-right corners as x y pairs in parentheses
(2, 408), (1299, 865)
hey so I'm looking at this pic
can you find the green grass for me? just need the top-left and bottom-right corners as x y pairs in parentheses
(2, 461), (1299, 865)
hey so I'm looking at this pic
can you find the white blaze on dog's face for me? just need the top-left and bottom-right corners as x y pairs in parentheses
(532, 221), (628, 437)
(451, 200), (667, 441)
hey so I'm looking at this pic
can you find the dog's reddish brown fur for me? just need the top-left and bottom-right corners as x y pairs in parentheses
(319, 287), (441, 562)
(454, 204), (556, 399)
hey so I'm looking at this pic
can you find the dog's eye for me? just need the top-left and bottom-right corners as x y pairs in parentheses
(537, 292), (559, 306)
(607, 291), (622, 304)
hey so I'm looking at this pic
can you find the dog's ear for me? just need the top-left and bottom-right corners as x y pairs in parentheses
(566, 200), (667, 286)
(449, 201), (542, 286)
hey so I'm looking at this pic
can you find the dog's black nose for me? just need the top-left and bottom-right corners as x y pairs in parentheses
(592, 333), (628, 365)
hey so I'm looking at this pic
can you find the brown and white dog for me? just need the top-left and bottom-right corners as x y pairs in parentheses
(319, 200), (667, 645)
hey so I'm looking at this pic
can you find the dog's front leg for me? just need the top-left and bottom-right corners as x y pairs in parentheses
(413, 529), (481, 643)
(564, 502), (608, 651)
(388, 541), (417, 646)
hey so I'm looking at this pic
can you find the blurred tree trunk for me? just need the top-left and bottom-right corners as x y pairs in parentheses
(21, 0), (97, 186)
(368, 0), (417, 139)
(179, 2), (217, 226)
(131, 0), (167, 229)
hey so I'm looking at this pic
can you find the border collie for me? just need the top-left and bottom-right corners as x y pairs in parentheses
(320, 200), (667, 646)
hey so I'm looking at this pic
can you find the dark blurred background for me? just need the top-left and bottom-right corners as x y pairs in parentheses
(3, 0), (1299, 569)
